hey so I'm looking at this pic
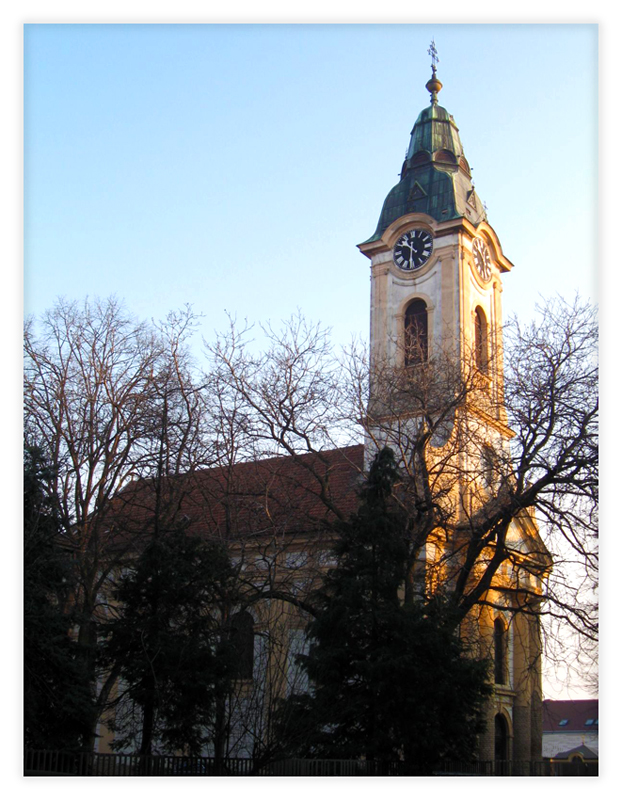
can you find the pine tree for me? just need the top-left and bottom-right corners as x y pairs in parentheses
(275, 447), (490, 772)
(24, 443), (93, 750)
(103, 531), (238, 757)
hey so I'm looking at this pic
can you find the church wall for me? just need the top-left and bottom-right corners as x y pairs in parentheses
(511, 611), (533, 763)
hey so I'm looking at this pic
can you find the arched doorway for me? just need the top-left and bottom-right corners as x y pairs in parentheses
(570, 755), (587, 776)
(494, 713), (509, 766)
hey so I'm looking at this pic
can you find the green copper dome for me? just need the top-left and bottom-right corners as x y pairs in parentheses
(364, 77), (487, 243)
(406, 104), (463, 160)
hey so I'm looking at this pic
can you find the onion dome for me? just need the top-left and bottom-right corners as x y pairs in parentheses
(363, 65), (487, 243)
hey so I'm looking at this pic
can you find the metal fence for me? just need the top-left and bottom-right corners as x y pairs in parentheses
(24, 751), (259, 777)
(24, 751), (598, 777)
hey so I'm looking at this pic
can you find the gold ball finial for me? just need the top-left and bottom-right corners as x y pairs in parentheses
(426, 73), (443, 104)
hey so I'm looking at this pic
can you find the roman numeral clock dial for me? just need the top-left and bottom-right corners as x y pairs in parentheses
(472, 237), (492, 281)
(393, 229), (433, 271)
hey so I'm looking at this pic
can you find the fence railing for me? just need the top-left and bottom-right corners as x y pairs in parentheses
(24, 751), (259, 777)
(24, 751), (598, 777)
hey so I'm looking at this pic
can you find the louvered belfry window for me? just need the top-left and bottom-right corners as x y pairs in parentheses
(404, 299), (428, 366)
(404, 299), (428, 367)
(474, 306), (488, 373)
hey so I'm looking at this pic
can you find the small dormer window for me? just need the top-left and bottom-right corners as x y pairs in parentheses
(434, 149), (457, 165)
(459, 156), (471, 176)
(558, 719), (569, 726)
(411, 151), (431, 166)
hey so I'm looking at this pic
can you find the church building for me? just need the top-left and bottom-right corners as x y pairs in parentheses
(98, 49), (550, 769)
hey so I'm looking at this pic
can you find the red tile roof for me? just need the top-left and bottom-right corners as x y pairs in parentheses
(108, 445), (365, 546)
(542, 699), (599, 733)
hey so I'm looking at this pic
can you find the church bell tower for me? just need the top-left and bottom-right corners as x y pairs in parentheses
(357, 45), (548, 766)
(357, 45), (513, 440)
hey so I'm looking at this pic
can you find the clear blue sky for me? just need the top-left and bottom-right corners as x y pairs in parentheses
(24, 23), (598, 352)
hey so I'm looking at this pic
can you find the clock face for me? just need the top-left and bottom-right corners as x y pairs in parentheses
(473, 238), (492, 281)
(393, 229), (433, 271)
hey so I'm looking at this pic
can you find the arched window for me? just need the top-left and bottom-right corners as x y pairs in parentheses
(474, 306), (488, 373)
(494, 617), (508, 685)
(482, 445), (496, 490)
(229, 611), (254, 680)
(404, 299), (428, 366)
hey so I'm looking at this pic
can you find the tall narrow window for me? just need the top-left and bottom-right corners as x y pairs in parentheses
(474, 306), (488, 373)
(494, 617), (508, 685)
(404, 299), (428, 366)
(482, 445), (496, 490)
(230, 611), (254, 680)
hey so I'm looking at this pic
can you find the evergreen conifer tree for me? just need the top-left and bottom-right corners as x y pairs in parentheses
(24, 444), (93, 750)
(275, 447), (490, 772)
(104, 530), (238, 757)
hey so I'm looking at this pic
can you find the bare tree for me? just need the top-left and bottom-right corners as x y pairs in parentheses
(25, 292), (596, 756)
(502, 297), (598, 689)
(23, 297), (214, 749)
(206, 297), (598, 693)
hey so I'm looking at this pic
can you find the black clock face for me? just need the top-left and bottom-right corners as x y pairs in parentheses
(473, 238), (492, 281)
(393, 229), (433, 271)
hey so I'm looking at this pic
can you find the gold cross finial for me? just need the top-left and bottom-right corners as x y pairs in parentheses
(428, 39), (439, 74)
